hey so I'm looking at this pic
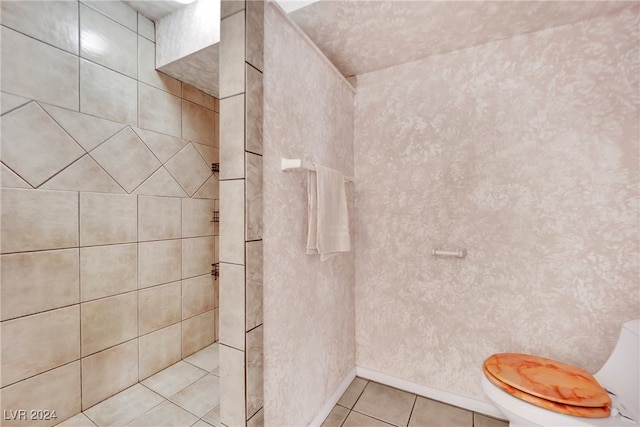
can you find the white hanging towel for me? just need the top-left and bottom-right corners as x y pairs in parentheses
(306, 164), (351, 261)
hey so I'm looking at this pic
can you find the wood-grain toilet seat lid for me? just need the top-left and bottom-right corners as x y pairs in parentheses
(483, 353), (612, 418)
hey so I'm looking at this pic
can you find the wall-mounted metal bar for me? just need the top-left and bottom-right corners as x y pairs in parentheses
(281, 158), (354, 182)
(432, 248), (466, 258)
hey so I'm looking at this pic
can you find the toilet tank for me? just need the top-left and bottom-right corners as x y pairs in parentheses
(594, 319), (639, 423)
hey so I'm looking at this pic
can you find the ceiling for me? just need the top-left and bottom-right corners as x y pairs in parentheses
(123, 0), (637, 97)
(290, 1), (636, 77)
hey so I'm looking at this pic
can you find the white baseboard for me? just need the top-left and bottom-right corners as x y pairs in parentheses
(356, 366), (505, 419)
(308, 367), (357, 427)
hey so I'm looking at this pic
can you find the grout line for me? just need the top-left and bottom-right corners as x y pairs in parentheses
(406, 395), (418, 427)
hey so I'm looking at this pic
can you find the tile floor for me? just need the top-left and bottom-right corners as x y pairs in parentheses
(54, 351), (507, 427)
(55, 343), (220, 427)
(322, 378), (509, 427)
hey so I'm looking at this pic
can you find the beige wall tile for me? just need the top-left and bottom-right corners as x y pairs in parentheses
(219, 180), (245, 264)
(220, 94), (245, 180)
(182, 310), (216, 357)
(219, 263), (245, 351)
(245, 0), (264, 72)
(139, 196), (182, 241)
(246, 326), (263, 419)
(1, 163), (31, 189)
(1, 27), (79, 111)
(133, 127), (188, 164)
(139, 83), (182, 138)
(80, 5), (137, 78)
(138, 36), (181, 96)
(1, 102), (84, 187)
(1, 91), (30, 115)
(80, 59), (136, 125)
(248, 408), (264, 427)
(134, 167), (189, 198)
(220, 344), (246, 426)
(1, 188), (78, 254)
(1, 306), (80, 387)
(55, 412), (96, 427)
(183, 275), (215, 319)
(138, 14), (155, 41)
(41, 155), (125, 194)
(219, 11), (245, 98)
(182, 198), (215, 238)
(193, 142), (219, 167)
(245, 153), (263, 241)
(193, 174), (220, 200)
(245, 65), (263, 154)
(90, 127), (161, 194)
(182, 83), (217, 110)
(138, 240), (182, 288)
(1, 249), (79, 320)
(139, 324), (182, 381)
(80, 192), (137, 246)
(245, 241), (263, 331)
(182, 100), (215, 146)
(138, 281), (181, 335)
(40, 103), (125, 153)
(81, 292), (137, 356)
(182, 237), (214, 279)
(0, 1), (79, 54)
(0, 362), (81, 427)
(81, 0), (137, 31)
(81, 340), (138, 410)
(214, 112), (220, 147)
(164, 143), (212, 196)
(80, 244), (137, 302)
(221, 0), (244, 19)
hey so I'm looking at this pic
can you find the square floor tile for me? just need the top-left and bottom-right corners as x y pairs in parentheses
(191, 421), (214, 427)
(343, 411), (394, 427)
(83, 384), (164, 426)
(201, 405), (220, 426)
(141, 361), (207, 398)
(184, 343), (219, 372)
(338, 377), (368, 409)
(408, 397), (472, 427)
(353, 382), (416, 427)
(54, 412), (96, 426)
(473, 413), (509, 427)
(321, 405), (349, 427)
(169, 374), (219, 417)
(125, 400), (199, 427)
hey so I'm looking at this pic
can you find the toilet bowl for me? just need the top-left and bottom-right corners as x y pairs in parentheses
(482, 319), (639, 427)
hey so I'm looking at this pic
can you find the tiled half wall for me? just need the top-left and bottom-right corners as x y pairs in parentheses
(0, 1), (219, 425)
(219, 0), (264, 426)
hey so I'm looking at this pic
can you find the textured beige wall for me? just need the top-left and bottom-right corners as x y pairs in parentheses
(263, 3), (356, 426)
(354, 6), (639, 402)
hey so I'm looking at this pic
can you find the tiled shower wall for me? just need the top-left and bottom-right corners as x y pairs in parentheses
(0, 1), (219, 424)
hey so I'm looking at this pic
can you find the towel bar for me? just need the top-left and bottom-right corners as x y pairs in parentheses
(281, 158), (354, 182)
(432, 248), (466, 258)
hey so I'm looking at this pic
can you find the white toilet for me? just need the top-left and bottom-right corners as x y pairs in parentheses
(482, 319), (639, 427)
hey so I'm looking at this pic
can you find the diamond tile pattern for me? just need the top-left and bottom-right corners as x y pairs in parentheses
(165, 143), (212, 196)
(41, 103), (125, 152)
(91, 127), (161, 193)
(1, 102), (84, 187)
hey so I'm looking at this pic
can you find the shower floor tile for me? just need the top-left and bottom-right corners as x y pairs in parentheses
(55, 343), (220, 427)
(321, 377), (509, 427)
